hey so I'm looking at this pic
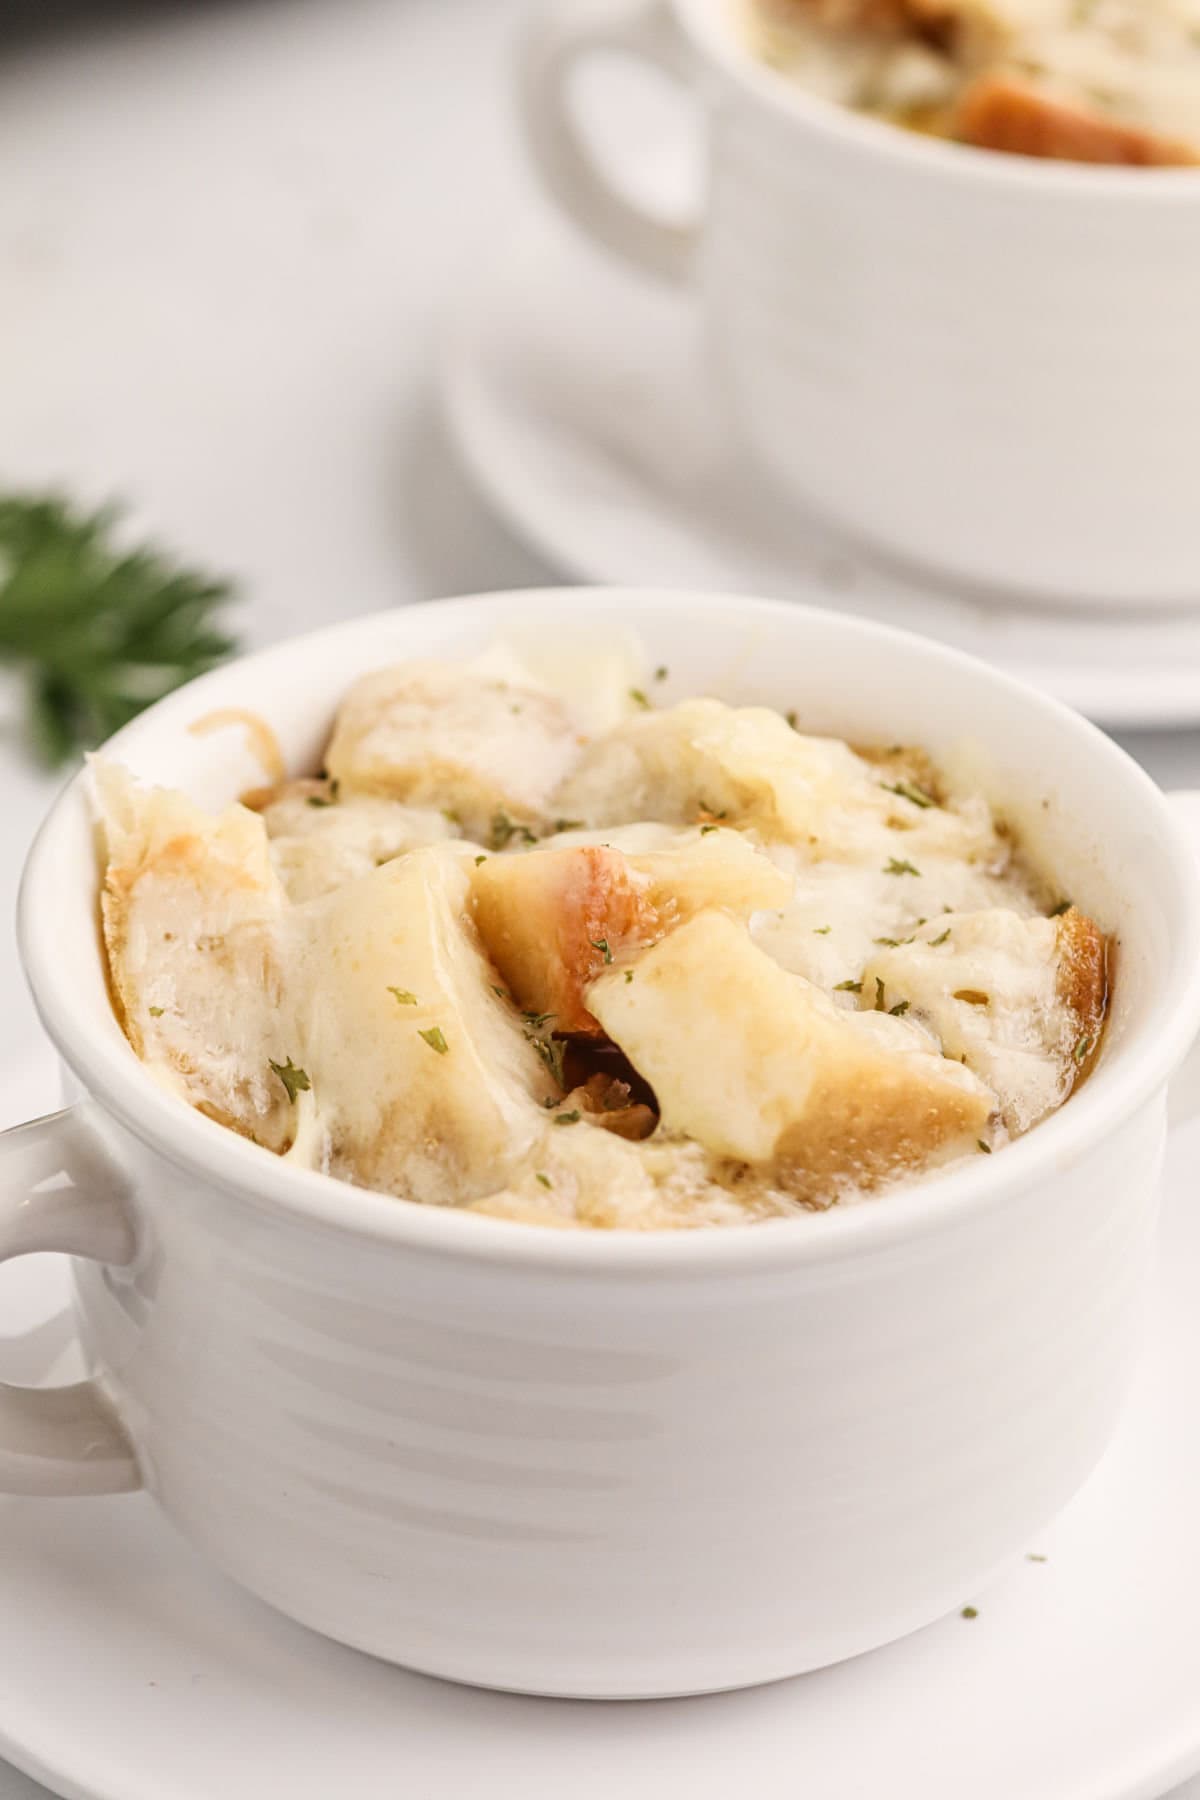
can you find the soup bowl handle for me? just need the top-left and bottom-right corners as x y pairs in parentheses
(519, 0), (701, 285)
(0, 1104), (141, 1496)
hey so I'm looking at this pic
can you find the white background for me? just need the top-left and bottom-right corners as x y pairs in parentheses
(0, 1), (1197, 1793)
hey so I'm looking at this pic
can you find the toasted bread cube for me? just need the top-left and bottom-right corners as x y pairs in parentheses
(471, 833), (790, 1035)
(554, 699), (891, 846)
(629, 828), (792, 921)
(1056, 906), (1109, 1056)
(472, 845), (657, 1034)
(861, 905), (1109, 1133)
(955, 73), (1200, 165)
(588, 911), (992, 1191)
(325, 661), (582, 841)
(295, 846), (558, 1203)
(96, 764), (295, 1150)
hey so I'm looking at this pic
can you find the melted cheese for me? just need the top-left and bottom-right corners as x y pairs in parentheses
(257, 782), (457, 902)
(97, 659), (1109, 1231)
(325, 660), (582, 840)
(860, 909), (1095, 1133)
(589, 910), (993, 1181)
(97, 764), (294, 1150)
(289, 847), (558, 1204)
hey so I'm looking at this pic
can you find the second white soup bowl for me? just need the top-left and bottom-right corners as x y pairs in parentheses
(4, 589), (1200, 1698)
(521, 0), (1200, 606)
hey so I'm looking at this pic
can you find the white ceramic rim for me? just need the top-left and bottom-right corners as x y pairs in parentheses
(679, 0), (1200, 197)
(18, 588), (1200, 1273)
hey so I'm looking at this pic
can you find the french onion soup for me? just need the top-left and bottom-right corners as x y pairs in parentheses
(746, 0), (1200, 166)
(97, 648), (1109, 1230)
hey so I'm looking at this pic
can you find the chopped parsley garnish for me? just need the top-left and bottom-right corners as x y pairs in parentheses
(700, 824), (719, 836)
(930, 929), (951, 947)
(882, 779), (935, 810)
(889, 1000), (910, 1017)
(527, 1032), (566, 1086)
(523, 1010), (556, 1029)
(475, 854), (487, 865)
(629, 688), (650, 709)
(1049, 899), (1072, 918)
(442, 807), (461, 826)
(418, 1027), (450, 1055)
(553, 1110), (581, 1126)
(388, 987), (418, 1006)
(875, 936), (914, 948)
(814, 925), (832, 935)
(977, 1140), (992, 1155)
(535, 1172), (553, 1189)
(591, 937), (614, 965)
(884, 857), (921, 877)
(961, 1606), (979, 1620)
(491, 985), (508, 1000)
(270, 1058), (311, 1104)
(785, 711), (798, 730)
(624, 970), (634, 984)
(654, 665), (668, 682)
(875, 977), (886, 1010)
(490, 811), (538, 850)
(835, 979), (862, 994)
(1073, 1034), (1093, 1067)
(1027, 1553), (1048, 1563)
(307, 779), (340, 808)
(148, 1005), (165, 1017)
(554, 818), (584, 833)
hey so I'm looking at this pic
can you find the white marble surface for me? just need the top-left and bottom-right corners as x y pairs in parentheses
(0, 0), (1197, 1793)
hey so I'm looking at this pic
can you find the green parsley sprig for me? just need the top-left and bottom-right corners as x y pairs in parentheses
(0, 491), (237, 765)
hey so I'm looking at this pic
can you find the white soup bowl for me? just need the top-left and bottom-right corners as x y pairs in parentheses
(520, 0), (1200, 606)
(2, 588), (1200, 1698)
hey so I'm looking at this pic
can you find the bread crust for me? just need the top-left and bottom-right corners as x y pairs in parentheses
(472, 845), (657, 1036)
(1056, 906), (1109, 1068)
(955, 73), (1200, 165)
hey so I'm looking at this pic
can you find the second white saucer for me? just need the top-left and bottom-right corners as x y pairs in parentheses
(443, 218), (1200, 730)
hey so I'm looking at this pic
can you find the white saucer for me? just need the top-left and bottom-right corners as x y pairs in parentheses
(443, 218), (1200, 731)
(3, 1096), (1200, 1800)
